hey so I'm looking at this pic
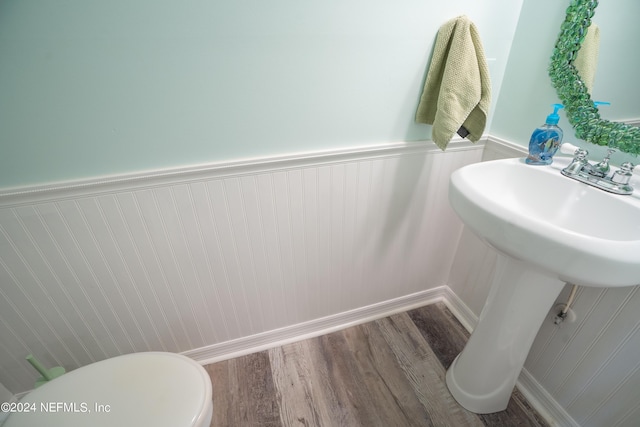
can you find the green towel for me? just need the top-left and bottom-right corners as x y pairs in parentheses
(574, 23), (600, 93)
(415, 16), (491, 150)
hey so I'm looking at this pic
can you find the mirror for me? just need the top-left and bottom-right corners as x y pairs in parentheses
(549, 0), (640, 156)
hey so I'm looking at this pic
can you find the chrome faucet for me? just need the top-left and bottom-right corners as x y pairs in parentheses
(561, 148), (636, 195)
(563, 148), (589, 175)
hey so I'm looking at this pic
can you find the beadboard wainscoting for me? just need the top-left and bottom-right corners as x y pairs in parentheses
(0, 140), (483, 393)
(4, 136), (640, 427)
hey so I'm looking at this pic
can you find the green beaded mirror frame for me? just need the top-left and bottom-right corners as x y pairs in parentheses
(550, 0), (640, 155)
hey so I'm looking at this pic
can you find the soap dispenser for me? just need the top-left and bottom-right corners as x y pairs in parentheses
(526, 104), (564, 165)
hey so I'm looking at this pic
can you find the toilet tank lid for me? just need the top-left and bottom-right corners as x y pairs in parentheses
(3, 352), (212, 427)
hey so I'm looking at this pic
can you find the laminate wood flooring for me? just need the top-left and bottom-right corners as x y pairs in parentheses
(204, 302), (549, 427)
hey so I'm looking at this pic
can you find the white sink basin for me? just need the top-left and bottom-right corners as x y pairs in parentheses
(449, 157), (640, 288)
(445, 157), (640, 414)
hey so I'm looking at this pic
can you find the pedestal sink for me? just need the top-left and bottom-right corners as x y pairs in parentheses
(445, 157), (640, 414)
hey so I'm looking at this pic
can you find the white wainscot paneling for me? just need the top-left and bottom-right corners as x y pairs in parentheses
(526, 286), (640, 427)
(0, 141), (482, 393)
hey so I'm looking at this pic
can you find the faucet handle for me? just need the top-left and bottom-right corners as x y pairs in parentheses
(561, 148), (590, 176)
(611, 162), (635, 186)
(560, 142), (581, 155)
(594, 149), (616, 177)
(599, 148), (616, 163)
(574, 148), (589, 160)
(620, 162), (635, 173)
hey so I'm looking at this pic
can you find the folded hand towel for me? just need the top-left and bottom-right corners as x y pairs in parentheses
(574, 23), (600, 93)
(415, 16), (491, 150)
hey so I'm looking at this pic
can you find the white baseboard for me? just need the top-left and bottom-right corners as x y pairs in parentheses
(9, 281), (575, 426)
(439, 286), (477, 334)
(517, 369), (581, 427)
(184, 286), (449, 365)
(442, 288), (579, 427)
(185, 281), (576, 427)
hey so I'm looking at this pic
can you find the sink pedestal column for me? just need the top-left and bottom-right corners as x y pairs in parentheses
(446, 253), (566, 413)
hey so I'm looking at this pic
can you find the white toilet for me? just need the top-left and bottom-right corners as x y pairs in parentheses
(3, 352), (213, 427)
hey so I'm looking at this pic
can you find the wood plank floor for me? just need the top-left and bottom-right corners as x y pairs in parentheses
(204, 302), (549, 427)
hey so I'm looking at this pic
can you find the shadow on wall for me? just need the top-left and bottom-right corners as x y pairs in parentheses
(356, 35), (437, 258)
(354, 152), (430, 261)
(402, 31), (438, 144)
(379, 154), (429, 253)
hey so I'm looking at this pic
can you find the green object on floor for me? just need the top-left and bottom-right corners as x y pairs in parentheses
(26, 354), (66, 388)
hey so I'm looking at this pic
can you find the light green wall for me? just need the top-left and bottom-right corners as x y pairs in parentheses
(1, 1), (636, 189)
(0, 0), (524, 189)
(490, 0), (566, 145)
